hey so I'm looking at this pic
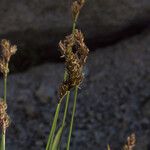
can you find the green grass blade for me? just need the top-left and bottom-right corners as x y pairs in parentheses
(107, 145), (111, 150)
(66, 86), (78, 150)
(46, 103), (61, 150)
(0, 132), (5, 150)
(62, 91), (70, 127)
(52, 125), (64, 150)
(51, 91), (70, 150)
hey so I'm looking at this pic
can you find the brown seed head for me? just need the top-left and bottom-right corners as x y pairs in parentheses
(123, 134), (136, 150)
(1, 39), (17, 62)
(0, 59), (9, 75)
(58, 82), (69, 100)
(74, 29), (89, 64)
(58, 29), (89, 100)
(0, 39), (17, 76)
(0, 99), (10, 133)
(59, 34), (74, 56)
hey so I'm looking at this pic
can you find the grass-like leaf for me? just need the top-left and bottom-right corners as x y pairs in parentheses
(46, 103), (61, 150)
(51, 125), (64, 150)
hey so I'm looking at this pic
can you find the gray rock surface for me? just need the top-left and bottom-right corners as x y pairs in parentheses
(0, 0), (150, 48)
(0, 29), (150, 149)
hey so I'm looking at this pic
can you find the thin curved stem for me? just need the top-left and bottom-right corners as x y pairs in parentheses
(62, 92), (70, 127)
(4, 76), (7, 102)
(61, 14), (78, 127)
(66, 86), (78, 150)
(72, 13), (79, 34)
(46, 103), (61, 150)
(1, 132), (5, 150)
(1, 71), (8, 150)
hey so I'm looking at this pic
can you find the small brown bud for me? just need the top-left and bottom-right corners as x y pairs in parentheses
(1, 39), (17, 63)
(123, 134), (136, 150)
(71, 0), (85, 20)
(0, 39), (17, 76)
(0, 59), (9, 76)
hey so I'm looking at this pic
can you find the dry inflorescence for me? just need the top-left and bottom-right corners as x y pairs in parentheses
(71, 0), (85, 20)
(0, 39), (17, 77)
(58, 29), (89, 100)
(0, 100), (10, 133)
(0, 39), (17, 134)
(123, 134), (136, 150)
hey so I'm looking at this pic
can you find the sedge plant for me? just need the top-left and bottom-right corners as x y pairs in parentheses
(46, 0), (89, 150)
(0, 2), (136, 150)
(0, 39), (17, 150)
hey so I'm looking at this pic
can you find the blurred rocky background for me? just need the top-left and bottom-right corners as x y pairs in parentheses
(0, 0), (150, 150)
(0, 0), (150, 71)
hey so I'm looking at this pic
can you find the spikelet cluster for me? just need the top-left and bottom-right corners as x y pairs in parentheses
(0, 39), (17, 76)
(58, 29), (89, 99)
(71, 0), (85, 20)
(0, 100), (10, 133)
(123, 134), (136, 150)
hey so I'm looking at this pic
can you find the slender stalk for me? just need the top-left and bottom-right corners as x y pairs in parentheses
(46, 9), (79, 150)
(1, 132), (5, 150)
(64, 70), (68, 81)
(61, 15), (78, 127)
(66, 86), (78, 150)
(72, 14), (79, 35)
(63, 13), (79, 150)
(4, 75), (7, 102)
(46, 103), (61, 150)
(1, 69), (8, 150)
(62, 92), (70, 127)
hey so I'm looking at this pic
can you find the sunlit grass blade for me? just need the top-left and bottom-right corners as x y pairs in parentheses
(107, 144), (111, 150)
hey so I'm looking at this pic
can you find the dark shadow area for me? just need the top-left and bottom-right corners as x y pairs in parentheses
(0, 19), (150, 73)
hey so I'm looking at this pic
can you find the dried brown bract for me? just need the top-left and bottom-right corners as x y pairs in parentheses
(74, 29), (89, 64)
(123, 134), (136, 150)
(0, 59), (9, 76)
(71, 0), (85, 20)
(58, 82), (69, 100)
(58, 29), (89, 99)
(0, 100), (10, 133)
(0, 39), (17, 76)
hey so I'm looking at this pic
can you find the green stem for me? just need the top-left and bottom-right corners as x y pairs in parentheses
(63, 13), (79, 150)
(64, 70), (68, 81)
(61, 12), (77, 123)
(46, 10), (79, 150)
(1, 132), (5, 150)
(4, 76), (7, 102)
(46, 103), (61, 150)
(62, 92), (70, 127)
(1, 71), (8, 150)
(66, 86), (78, 150)
(72, 14), (79, 34)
